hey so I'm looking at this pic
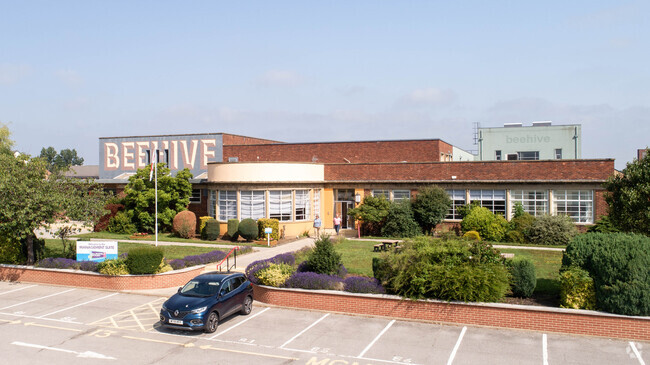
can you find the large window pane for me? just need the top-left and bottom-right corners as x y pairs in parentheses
(295, 190), (310, 221)
(470, 189), (506, 216)
(554, 190), (593, 223)
(446, 189), (466, 220)
(510, 190), (548, 217)
(372, 190), (390, 199)
(393, 190), (411, 201)
(208, 190), (217, 218)
(270, 190), (292, 221)
(240, 190), (266, 220)
(218, 190), (237, 221)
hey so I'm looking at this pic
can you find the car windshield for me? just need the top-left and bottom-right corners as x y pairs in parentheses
(180, 280), (220, 297)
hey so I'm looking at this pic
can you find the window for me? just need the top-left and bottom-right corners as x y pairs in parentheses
(554, 190), (593, 223)
(495, 150), (502, 161)
(228, 157), (239, 162)
(218, 190), (237, 221)
(555, 149), (562, 159)
(470, 189), (506, 215)
(517, 151), (539, 160)
(164, 149), (169, 166)
(510, 190), (548, 217)
(190, 189), (202, 203)
(270, 190), (292, 221)
(393, 190), (411, 201)
(446, 189), (466, 220)
(240, 191), (265, 220)
(295, 190), (310, 221)
(208, 190), (217, 218)
(372, 190), (390, 199)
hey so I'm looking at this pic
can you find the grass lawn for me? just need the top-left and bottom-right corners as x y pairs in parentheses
(498, 247), (563, 299)
(43, 239), (225, 261)
(74, 231), (249, 246)
(334, 239), (383, 277)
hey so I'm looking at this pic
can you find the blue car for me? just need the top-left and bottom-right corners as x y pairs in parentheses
(159, 272), (254, 333)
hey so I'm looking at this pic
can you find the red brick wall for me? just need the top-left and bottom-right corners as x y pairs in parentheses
(223, 140), (447, 163)
(325, 159), (615, 182)
(0, 265), (204, 291)
(253, 285), (650, 341)
(594, 189), (608, 220)
(222, 134), (280, 145)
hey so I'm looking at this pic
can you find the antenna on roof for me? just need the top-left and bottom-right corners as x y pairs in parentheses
(473, 122), (480, 145)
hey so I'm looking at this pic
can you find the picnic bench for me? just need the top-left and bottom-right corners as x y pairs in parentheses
(373, 240), (401, 252)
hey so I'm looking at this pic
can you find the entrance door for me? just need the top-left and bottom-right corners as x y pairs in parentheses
(334, 189), (355, 229)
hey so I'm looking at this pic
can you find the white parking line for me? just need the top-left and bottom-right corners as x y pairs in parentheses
(37, 293), (119, 318)
(0, 285), (37, 296)
(447, 326), (467, 365)
(209, 307), (270, 339)
(0, 288), (75, 310)
(358, 319), (395, 358)
(279, 313), (330, 349)
(630, 342), (646, 365)
(543, 334), (549, 365)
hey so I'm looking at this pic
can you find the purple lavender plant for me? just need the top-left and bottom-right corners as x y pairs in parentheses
(78, 261), (100, 272)
(284, 272), (343, 290)
(36, 258), (79, 270)
(343, 276), (385, 294)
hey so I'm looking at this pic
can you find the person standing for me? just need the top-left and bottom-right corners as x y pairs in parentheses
(333, 213), (342, 235)
(313, 215), (322, 237)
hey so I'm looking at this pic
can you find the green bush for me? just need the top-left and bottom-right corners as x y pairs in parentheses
(97, 259), (129, 275)
(125, 246), (165, 275)
(198, 216), (213, 234)
(203, 219), (220, 241)
(107, 211), (137, 234)
(380, 200), (421, 238)
(412, 185), (451, 234)
(507, 212), (535, 243)
(526, 214), (577, 246)
(508, 258), (536, 298)
(238, 218), (259, 241)
(559, 266), (596, 310)
(372, 257), (391, 282)
(586, 215), (620, 233)
(254, 263), (295, 287)
(0, 236), (24, 264)
(460, 206), (508, 242)
(381, 237), (510, 302)
(562, 232), (650, 316)
(257, 218), (279, 240)
(462, 230), (481, 241)
(227, 219), (239, 241)
(306, 235), (343, 276)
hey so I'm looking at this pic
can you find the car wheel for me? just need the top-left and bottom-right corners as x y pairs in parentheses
(240, 296), (253, 315)
(204, 311), (219, 333)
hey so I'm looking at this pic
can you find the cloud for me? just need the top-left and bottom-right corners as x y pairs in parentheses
(55, 69), (84, 87)
(257, 70), (303, 87)
(0, 63), (31, 84)
(398, 88), (458, 108)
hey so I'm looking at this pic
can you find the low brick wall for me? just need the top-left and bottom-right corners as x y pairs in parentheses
(253, 284), (650, 341)
(0, 264), (204, 291)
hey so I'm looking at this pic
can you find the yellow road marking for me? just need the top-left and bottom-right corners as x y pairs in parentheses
(123, 335), (196, 348)
(24, 322), (82, 332)
(0, 318), (21, 324)
(199, 345), (299, 361)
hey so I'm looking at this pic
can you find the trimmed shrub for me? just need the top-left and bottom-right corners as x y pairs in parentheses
(343, 276), (385, 294)
(97, 259), (129, 275)
(562, 232), (650, 316)
(173, 210), (197, 239)
(380, 200), (421, 238)
(107, 211), (137, 234)
(462, 230), (481, 241)
(198, 216), (213, 235)
(508, 258), (536, 298)
(254, 263), (295, 287)
(258, 218), (280, 240)
(203, 219), (220, 241)
(284, 272), (343, 290)
(245, 253), (297, 284)
(238, 218), (259, 241)
(559, 266), (596, 310)
(460, 206), (508, 242)
(306, 235), (342, 275)
(526, 214), (577, 246)
(125, 246), (165, 275)
(227, 219), (240, 241)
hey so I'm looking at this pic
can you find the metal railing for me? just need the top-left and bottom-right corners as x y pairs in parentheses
(215, 246), (239, 272)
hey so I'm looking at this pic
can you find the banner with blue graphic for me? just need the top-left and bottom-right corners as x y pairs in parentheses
(76, 241), (118, 262)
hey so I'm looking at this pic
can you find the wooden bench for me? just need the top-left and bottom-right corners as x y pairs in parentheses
(373, 244), (383, 252)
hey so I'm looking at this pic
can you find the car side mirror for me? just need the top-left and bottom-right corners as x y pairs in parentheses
(178, 287), (182, 293)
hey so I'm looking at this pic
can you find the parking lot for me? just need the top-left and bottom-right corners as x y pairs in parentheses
(0, 281), (647, 365)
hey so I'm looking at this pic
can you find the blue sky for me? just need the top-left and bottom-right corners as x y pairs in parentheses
(1, 1), (648, 169)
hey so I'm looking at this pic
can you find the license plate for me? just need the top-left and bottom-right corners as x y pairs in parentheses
(169, 319), (183, 325)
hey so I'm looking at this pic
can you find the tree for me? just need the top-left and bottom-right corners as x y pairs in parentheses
(412, 185), (451, 234)
(604, 150), (650, 235)
(0, 154), (109, 263)
(39, 146), (84, 173)
(120, 163), (193, 233)
(347, 195), (390, 236)
(381, 200), (421, 238)
(0, 122), (14, 156)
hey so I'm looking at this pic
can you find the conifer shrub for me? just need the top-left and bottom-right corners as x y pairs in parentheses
(203, 219), (220, 241)
(172, 210), (197, 239)
(125, 246), (165, 275)
(257, 218), (280, 240)
(306, 235), (343, 276)
(107, 211), (137, 234)
(508, 258), (536, 298)
(198, 216), (213, 235)
(97, 259), (129, 275)
(238, 218), (259, 241)
(227, 219), (240, 241)
(254, 263), (295, 287)
(462, 230), (481, 241)
(559, 266), (596, 310)
(526, 214), (577, 246)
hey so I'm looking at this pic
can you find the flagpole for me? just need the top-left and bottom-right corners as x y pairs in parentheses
(155, 156), (158, 247)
